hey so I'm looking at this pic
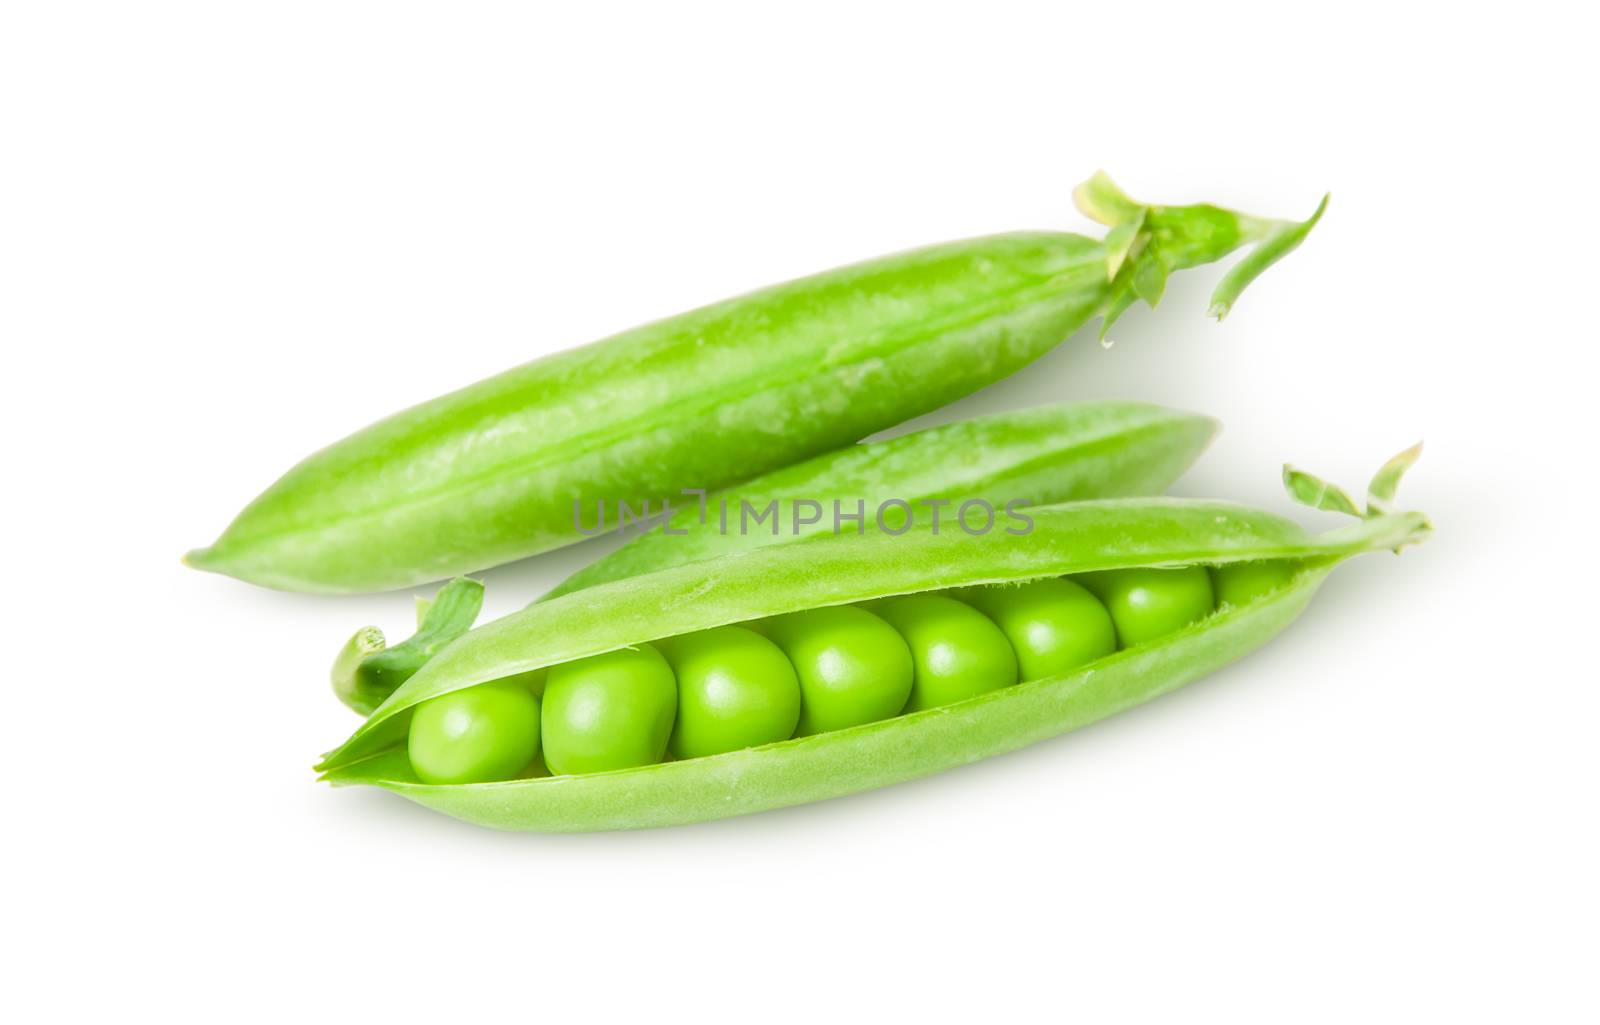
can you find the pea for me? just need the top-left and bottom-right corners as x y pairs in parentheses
(872, 595), (1018, 712)
(1210, 560), (1298, 608)
(961, 578), (1116, 682)
(542, 644), (677, 775)
(407, 679), (541, 785)
(656, 626), (801, 759)
(1077, 566), (1215, 647)
(759, 606), (914, 736)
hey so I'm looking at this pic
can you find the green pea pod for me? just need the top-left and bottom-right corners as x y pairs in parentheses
(317, 454), (1428, 832)
(186, 174), (1325, 594)
(546, 400), (1218, 600)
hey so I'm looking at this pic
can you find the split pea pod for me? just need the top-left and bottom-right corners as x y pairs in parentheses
(329, 400), (1217, 713)
(317, 449), (1427, 832)
(186, 174), (1325, 594)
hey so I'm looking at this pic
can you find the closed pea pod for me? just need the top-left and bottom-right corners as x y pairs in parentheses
(316, 449), (1428, 831)
(543, 400), (1218, 601)
(187, 176), (1322, 594)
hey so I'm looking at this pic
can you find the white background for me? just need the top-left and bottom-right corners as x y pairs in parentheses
(4, 2), (1595, 1021)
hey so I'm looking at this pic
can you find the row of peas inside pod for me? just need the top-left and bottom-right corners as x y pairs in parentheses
(406, 560), (1299, 785)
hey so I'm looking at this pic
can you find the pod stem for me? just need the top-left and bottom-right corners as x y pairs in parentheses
(1284, 443), (1432, 553)
(331, 577), (485, 716)
(1073, 172), (1328, 338)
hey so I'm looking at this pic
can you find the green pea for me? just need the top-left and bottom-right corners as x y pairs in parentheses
(760, 606), (913, 736)
(872, 595), (1018, 713)
(1210, 560), (1298, 608)
(961, 578), (1116, 682)
(407, 679), (541, 785)
(1077, 566), (1215, 647)
(657, 626), (801, 759)
(542, 644), (677, 775)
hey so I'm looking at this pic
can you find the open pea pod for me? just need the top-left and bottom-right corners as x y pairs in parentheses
(330, 400), (1217, 712)
(187, 174), (1324, 594)
(318, 453), (1429, 832)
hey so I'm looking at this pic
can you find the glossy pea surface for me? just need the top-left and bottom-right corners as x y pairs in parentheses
(542, 644), (677, 775)
(873, 595), (1018, 713)
(962, 578), (1117, 682)
(658, 626), (801, 759)
(1211, 560), (1298, 608)
(407, 679), (541, 785)
(1078, 566), (1215, 648)
(760, 606), (913, 736)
